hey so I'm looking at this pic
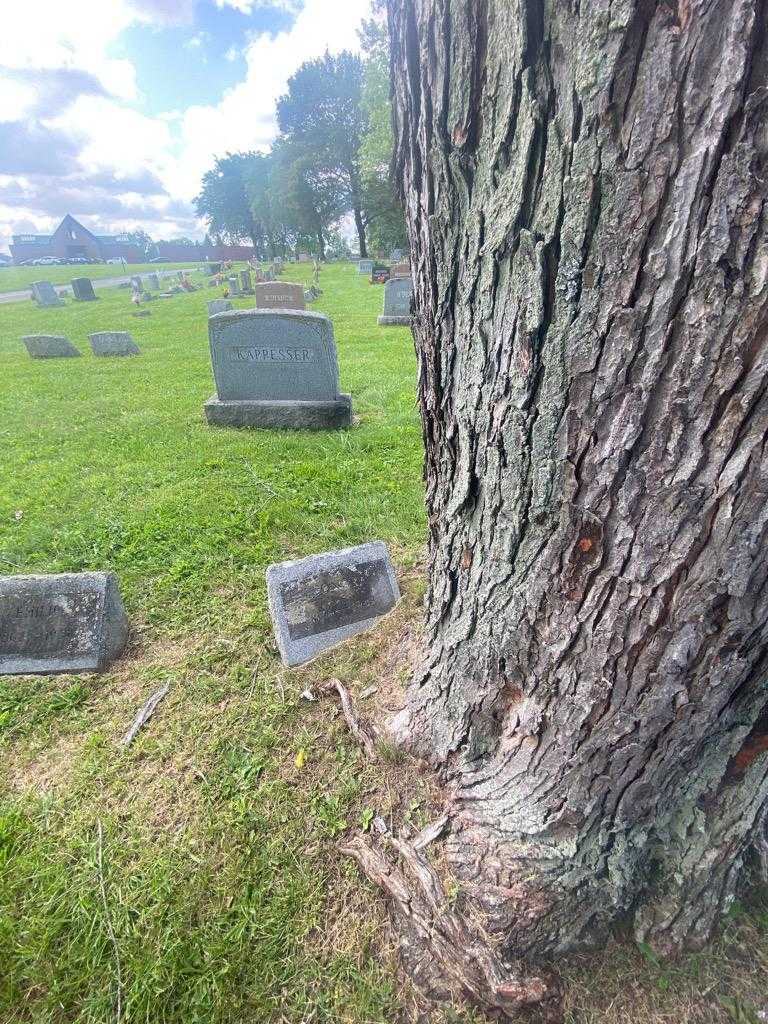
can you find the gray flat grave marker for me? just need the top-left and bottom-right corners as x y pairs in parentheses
(71, 277), (97, 301)
(358, 259), (373, 275)
(204, 308), (352, 430)
(267, 542), (400, 667)
(22, 334), (80, 358)
(208, 298), (233, 316)
(89, 331), (140, 356)
(378, 276), (413, 326)
(0, 571), (128, 675)
(31, 280), (63, 307)
(253, 282), (306, 310)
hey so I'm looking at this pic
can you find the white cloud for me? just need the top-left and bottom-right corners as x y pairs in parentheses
(170, 0), (372, 200)
(224, 45), (240, 62)
(0, 0), (374, 254)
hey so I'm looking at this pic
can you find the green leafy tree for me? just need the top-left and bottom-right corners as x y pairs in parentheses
(195, 152), (261, 248)
(269, 140), (344, 259)
(276, 51), (369, 257)
(358, 4), (407, 253)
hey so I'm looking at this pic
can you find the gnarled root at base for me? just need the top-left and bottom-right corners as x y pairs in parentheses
(341, 830), (562, 1022)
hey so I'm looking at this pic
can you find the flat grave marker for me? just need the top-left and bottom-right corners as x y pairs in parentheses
(71, 277), (97, 301)
(267, 541), (400, 667)
(253, 281), (305, 310)
(204, 308), (352, 430)
(22, 334), (80, 358)
(0, 571), (128, 675)
(208, 298), (233, 316)
(378, 276), (413, 326)
(89, 331), (140, 356)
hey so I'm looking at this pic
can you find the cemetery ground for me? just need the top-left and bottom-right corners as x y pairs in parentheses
(0, 263), (199, 295)
(0, 265), (766, 1024)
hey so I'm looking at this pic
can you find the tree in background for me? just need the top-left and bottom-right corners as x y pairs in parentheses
(277, 51), (369, 258)
(195, 153), (262, 249)
(269, 140), (345, 259)
(358, 0), (406, 253)
(120, 228), (157, 260)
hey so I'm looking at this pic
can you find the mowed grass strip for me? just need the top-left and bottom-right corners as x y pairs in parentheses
(1, 262), (767, 1024)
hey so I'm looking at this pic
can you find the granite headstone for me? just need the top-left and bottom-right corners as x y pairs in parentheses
(266, 541), (400, 667)
(71, 277), (97, 301)
(22, 334), (80, 358)
(240, 269), (253, 293)
(147, 273), (160, 290)
(253, 282), (306, 311)
(378, 276), (413, 326)
(204, 308), (352, 429)
(228, 275), (242, 296)
(0, 571), (128, 675)
(89, 331), (140, 356)
(208, 298), (233, 316)
(390, 262), (410, 278)
(357, 259), (373, 275)
(31, 280), (63, 307)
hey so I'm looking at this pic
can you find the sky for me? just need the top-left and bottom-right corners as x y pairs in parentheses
(0, 0), (374, 254)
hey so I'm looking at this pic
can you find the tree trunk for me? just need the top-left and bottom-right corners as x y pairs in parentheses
(367, 0), (768, 1012)
(353, 199), (368, 258)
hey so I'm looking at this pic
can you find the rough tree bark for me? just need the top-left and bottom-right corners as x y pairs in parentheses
(353, 0), (768, 1015)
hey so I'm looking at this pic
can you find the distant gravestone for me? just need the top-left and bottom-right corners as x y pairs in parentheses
(266, 541), (400, 667)
(204, 309), (352, 430)
(130, 275), (145, 293)
(390, 248), (404, 262)
(390, 262), (410, 278)
(89, 331), (140, 356)
(147, 273), (160, 290)
(209, 262), (222, 274)
(239, 269), (253, 293)
(208, 298), (233, 316)
(358, 259), (373, 275)
(298, 252), (311, 263)
(0, 571), (129, 675)
(22, 334), (80, 358)
(378, 276), (413, 326)
(228, 275), (242, 296)
(71, 277), (97, 301)
(254, 282), (306, 311)
(31, 280), (63, 307)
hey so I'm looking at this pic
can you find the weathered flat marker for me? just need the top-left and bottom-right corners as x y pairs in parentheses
(22, 334), (80, 358)
(0, 572), (129, 675)
(89, 331), (140, 356)
(266, 541), (400, 666)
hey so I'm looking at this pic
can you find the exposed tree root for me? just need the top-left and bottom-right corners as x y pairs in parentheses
(341, 830), (561, 1021)
(322, 678), (378, 760)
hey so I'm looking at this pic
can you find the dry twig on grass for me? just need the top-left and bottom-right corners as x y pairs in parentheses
(121, 683), (170, 747)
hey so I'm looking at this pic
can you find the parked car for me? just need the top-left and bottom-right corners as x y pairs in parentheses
(150, 257), (170, 263)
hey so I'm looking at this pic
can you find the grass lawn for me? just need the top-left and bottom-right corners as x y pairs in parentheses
(0, 262), (210, 294)
(1, 263), (766, 1024)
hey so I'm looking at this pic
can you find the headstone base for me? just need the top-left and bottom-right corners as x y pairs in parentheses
(377, 315), (412, 326)
(204, 394), (352, 430)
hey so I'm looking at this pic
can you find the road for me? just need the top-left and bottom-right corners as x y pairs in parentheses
(0, 272), (177, 305)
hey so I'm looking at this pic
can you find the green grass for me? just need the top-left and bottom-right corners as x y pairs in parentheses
(1, 264), (766, 1024)
(0, 262), (209, 294)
